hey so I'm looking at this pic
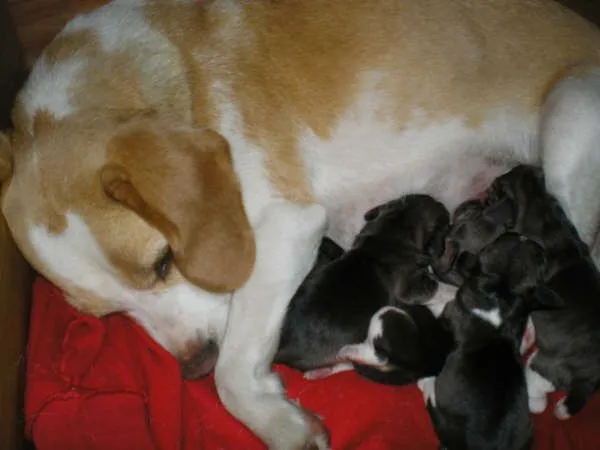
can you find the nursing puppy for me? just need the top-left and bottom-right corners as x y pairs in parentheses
(8, 1), (600, 446)
(433, 199), (501, 286)
(275, 194), (450, 372)
(334, 303), (454, 386)
(420, 233), (560, 450)
(476, 165), (600, 419)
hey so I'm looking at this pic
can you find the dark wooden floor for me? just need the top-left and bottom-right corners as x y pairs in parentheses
(8, 0), (108, 66)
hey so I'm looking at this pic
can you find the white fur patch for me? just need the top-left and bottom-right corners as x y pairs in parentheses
(554, 397), (571, 420)
(298, 74), (537, 246)
(337, 306), (406, 367)
(471, 307), (502, 327)
(417, 376), (437, 408)
(21, 57), (85, 123)
(525, 351), (556, 414)
(28, 212), (230, 354)
(520, 317), (536, 355)
(426, 283), (458, 318)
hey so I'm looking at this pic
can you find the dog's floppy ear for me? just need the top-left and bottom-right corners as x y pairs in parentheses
(101, 117), (255, 293)
(0, 133), (13, 183)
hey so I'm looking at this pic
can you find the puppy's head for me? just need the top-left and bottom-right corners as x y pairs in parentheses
(457, 233), (561, 329)
(361, 194), (450, 256)
(337, 306), (425, 381)
(432, 199), (506, 285)
(1, 110), (255, 376)
(358, 194), (450, 303)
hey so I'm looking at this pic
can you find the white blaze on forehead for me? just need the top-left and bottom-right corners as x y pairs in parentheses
(471, 307), (502, 327)
(28, 211), (230, 354)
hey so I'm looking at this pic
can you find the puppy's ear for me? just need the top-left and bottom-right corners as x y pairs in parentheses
(364, 205), (382, 221)
(483, 195), (515, 227)
(101, 118), (255, 293)
(0, 133), (13, 183)
(315, 237), (344, 265)
(531, 286), (564, 310)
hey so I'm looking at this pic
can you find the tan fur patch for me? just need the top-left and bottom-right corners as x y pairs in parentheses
(6, 0), (600, 315)
(101, 116), (255, 293)
(144, 2), (219, 129)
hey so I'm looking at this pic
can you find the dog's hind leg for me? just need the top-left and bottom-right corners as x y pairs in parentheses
(541, 67), (600, 263)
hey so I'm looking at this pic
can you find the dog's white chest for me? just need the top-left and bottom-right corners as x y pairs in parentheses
(299, 104), (538, 247)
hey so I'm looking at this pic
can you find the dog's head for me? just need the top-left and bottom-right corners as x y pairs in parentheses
(0, 111), (255, 377)
(358, 194), (451, 303)
(454, 233), (562, 330)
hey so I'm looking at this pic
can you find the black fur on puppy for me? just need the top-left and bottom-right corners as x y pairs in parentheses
(335, 303), (454, 386)
(275, 194), (450, 372)
(421, 233), (561, 450)
(464, 164), (600, 420)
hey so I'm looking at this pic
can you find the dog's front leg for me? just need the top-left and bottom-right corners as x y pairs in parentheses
(215, 201), (328, 450)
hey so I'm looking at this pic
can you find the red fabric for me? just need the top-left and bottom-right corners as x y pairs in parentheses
(25, 277), (600, 450)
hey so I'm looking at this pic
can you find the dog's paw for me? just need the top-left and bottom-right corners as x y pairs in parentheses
(301, 408), (330, 450)
(554, 397), (571, 420)
(528, 395), (548, 414)
(266, 400), (330, 450)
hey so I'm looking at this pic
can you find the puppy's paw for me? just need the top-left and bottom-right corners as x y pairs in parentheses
(554, 397), (571, 420)
(528, 395), (548, 414)
(304, 363), (354, 380)
(417, 376), (437, 407)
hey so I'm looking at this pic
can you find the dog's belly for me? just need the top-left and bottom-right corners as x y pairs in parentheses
(301, 109), (539, 247)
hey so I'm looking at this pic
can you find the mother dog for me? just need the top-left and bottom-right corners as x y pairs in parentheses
(2, 0), (600, 448)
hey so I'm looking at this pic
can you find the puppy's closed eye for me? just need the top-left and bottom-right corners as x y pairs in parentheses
(153, 246), (174, 281)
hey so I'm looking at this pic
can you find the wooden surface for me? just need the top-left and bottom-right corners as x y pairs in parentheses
(0, 2), (31, 448)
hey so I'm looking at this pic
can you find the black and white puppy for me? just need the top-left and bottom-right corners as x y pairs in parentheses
(275, 194), (450, 373)
(335, 303), (454, 386)
(420, 233), (561, 450)
(474, 165), (600, 419)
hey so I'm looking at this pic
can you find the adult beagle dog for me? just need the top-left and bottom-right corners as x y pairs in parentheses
(3, 1), (600, 448)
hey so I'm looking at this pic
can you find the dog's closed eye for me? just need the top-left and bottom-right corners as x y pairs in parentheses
(154, 246), (174, 280)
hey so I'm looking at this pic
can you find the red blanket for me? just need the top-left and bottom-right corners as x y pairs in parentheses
(25, 277), (600, 449)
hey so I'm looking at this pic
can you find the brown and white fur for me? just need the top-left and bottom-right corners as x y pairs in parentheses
(3, 1), (600, 448)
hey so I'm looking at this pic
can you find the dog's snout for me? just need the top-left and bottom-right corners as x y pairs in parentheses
(179, 339), (220, 380)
